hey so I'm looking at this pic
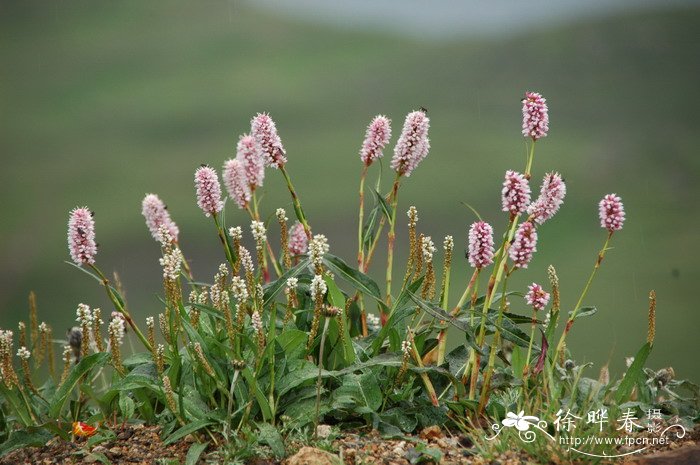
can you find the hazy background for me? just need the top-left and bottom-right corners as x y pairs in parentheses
(1, 1), (699, 381)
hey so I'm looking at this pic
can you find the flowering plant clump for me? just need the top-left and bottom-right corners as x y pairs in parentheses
(1, 96), (697, 463)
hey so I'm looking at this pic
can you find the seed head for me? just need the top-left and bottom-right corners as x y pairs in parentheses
(522, 91), (549, 141)
(468, 221), (495, 269)
(223, 158), (251, 209)
(289, 222), (308, 255)
(525, 283), (550, 311)
(141, 194), (179, 243)
(527, 172), (566, 225)
(509, 221), (538, 268)
(237, 133), (265, 189)
(194, 166), (224, 216)
(68, 207), (97, 266)
(251, 310), (263, 334)
(391, 110), (430, 177)
(599, 194), (625, 232)
(251, 112), (287, 168)
(360, 115), (392, 165)
(159, 242), (183, 282)
(501, 170), (531, 215)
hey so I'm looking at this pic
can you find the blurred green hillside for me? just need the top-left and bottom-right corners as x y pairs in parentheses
(1, 2), (698, 381)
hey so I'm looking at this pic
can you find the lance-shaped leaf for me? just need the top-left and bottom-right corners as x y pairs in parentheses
(50, 352), (110, 418)
(323, 254), (387, 312)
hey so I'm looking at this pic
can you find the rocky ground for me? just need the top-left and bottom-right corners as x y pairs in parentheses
(1, 424), (698, 464)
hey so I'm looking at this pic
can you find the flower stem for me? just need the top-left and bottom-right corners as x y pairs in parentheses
(89, 264), (152, 353)
(313, 318), (331, 440)
(384, 174), (402, 308)
(478, 272), (510, 413)
(212, 213), (236, 271)
(280, 165), (312, 240)
(358, 164), (369, 336)
(555, 231), (613, 359)
(523, 307), (537, 378)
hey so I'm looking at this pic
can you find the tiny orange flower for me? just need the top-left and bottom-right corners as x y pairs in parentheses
(72, 421), (97, 437)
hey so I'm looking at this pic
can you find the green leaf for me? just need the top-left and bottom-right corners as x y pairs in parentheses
(164, 419), (214, 445)
(242, 367), (273, 421)
(323, 254), (387, 311)
(0, 428), (53, 457)
(119, 392), (135, 420)
(278, 359), (333, 397)
(371, 278), (423, 354)
(325, 277), (356, 364)
(409, 293), (481, 353)
(615, 342), (652, 404)
(263, 259), (311, 307)
(335, 373), (382, 412)
(569, 306), (597, 320)
(50, 352), (110, 418)
(372, 189), (392, 224)
(257, 423), (285, 458)
(185, 441), (208, 465)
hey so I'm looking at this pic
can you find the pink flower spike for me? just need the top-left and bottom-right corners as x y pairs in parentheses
(236, 134), (265, 189)
(525, 283), (550, 311)
(68, 207), (97, 266)
(527, 172), (566, 225)
(142, 194), (180, 243)
(250, 113), (287, 169)
(522, 91), (549, 141)
(288, 222), (308, 256)
(509, 221), (538, 268)
(360, 115), (392, 166)
(501, 170), (531, 215)
(223, 158), (251, 209)
(390, 110), (430, 177)
(194, 165), (224, 217)
(599, 194), (625, 232)
(468, 221), (495, 269)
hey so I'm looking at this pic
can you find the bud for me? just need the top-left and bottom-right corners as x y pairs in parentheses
(522, 91), (549, 141)
(598, 194), (625, 232)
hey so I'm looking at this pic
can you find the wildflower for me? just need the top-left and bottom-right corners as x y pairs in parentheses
(391, 110), (430, 177)
(108, 316), (125, 346)
(309, 274), (327, 302)
(421, 235), (436, 263)
(141, 194), (179, 243)
(60, 345), (72, 383)
(230, 276), (248, 302)
(68, 207), (97, 266)
(232, 359), (246, 371)
(401, 339), (411, 357)
(194, 165), (224, 216)
(236, 133), (265, 189)
(76, 304), (92, 359)
(251, 113), (287, 168)
(285, 277), (298, 294)
(146, 316), (155, 351)
(468, 221), (495, 269)
(366, 313), (381, 332)
(162, 375), (179, 418)
(599, 194), (625, 232)
(250, 221), (266, 250)
(501, 170), (531, 215)
(360, 115), (392, 166)
(223, 158), (251, 209)
(277, 208), (291, 269)
(155, 344), (165, 375)
(309, 234), (330, 272)
(522, 91), (549, 140)
(284, 277), (299, 324)
(525, 283), (550, 311)
(547, 264), (560, 312)
(16, 346), (30, 360)
(289, 222), (308, 256)
(528, 172), (566, 225)
(193, 342), (215, 377)
(159, 241), (183, 282)
(421, 236), (436, 299)
(252, 310), (265, 350)
(91, 309), (104, 352)
(509, 221), (538, 268)
(229, 226), (243, 242)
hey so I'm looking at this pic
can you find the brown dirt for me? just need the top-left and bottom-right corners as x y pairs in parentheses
(1, 424), (697, 464)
